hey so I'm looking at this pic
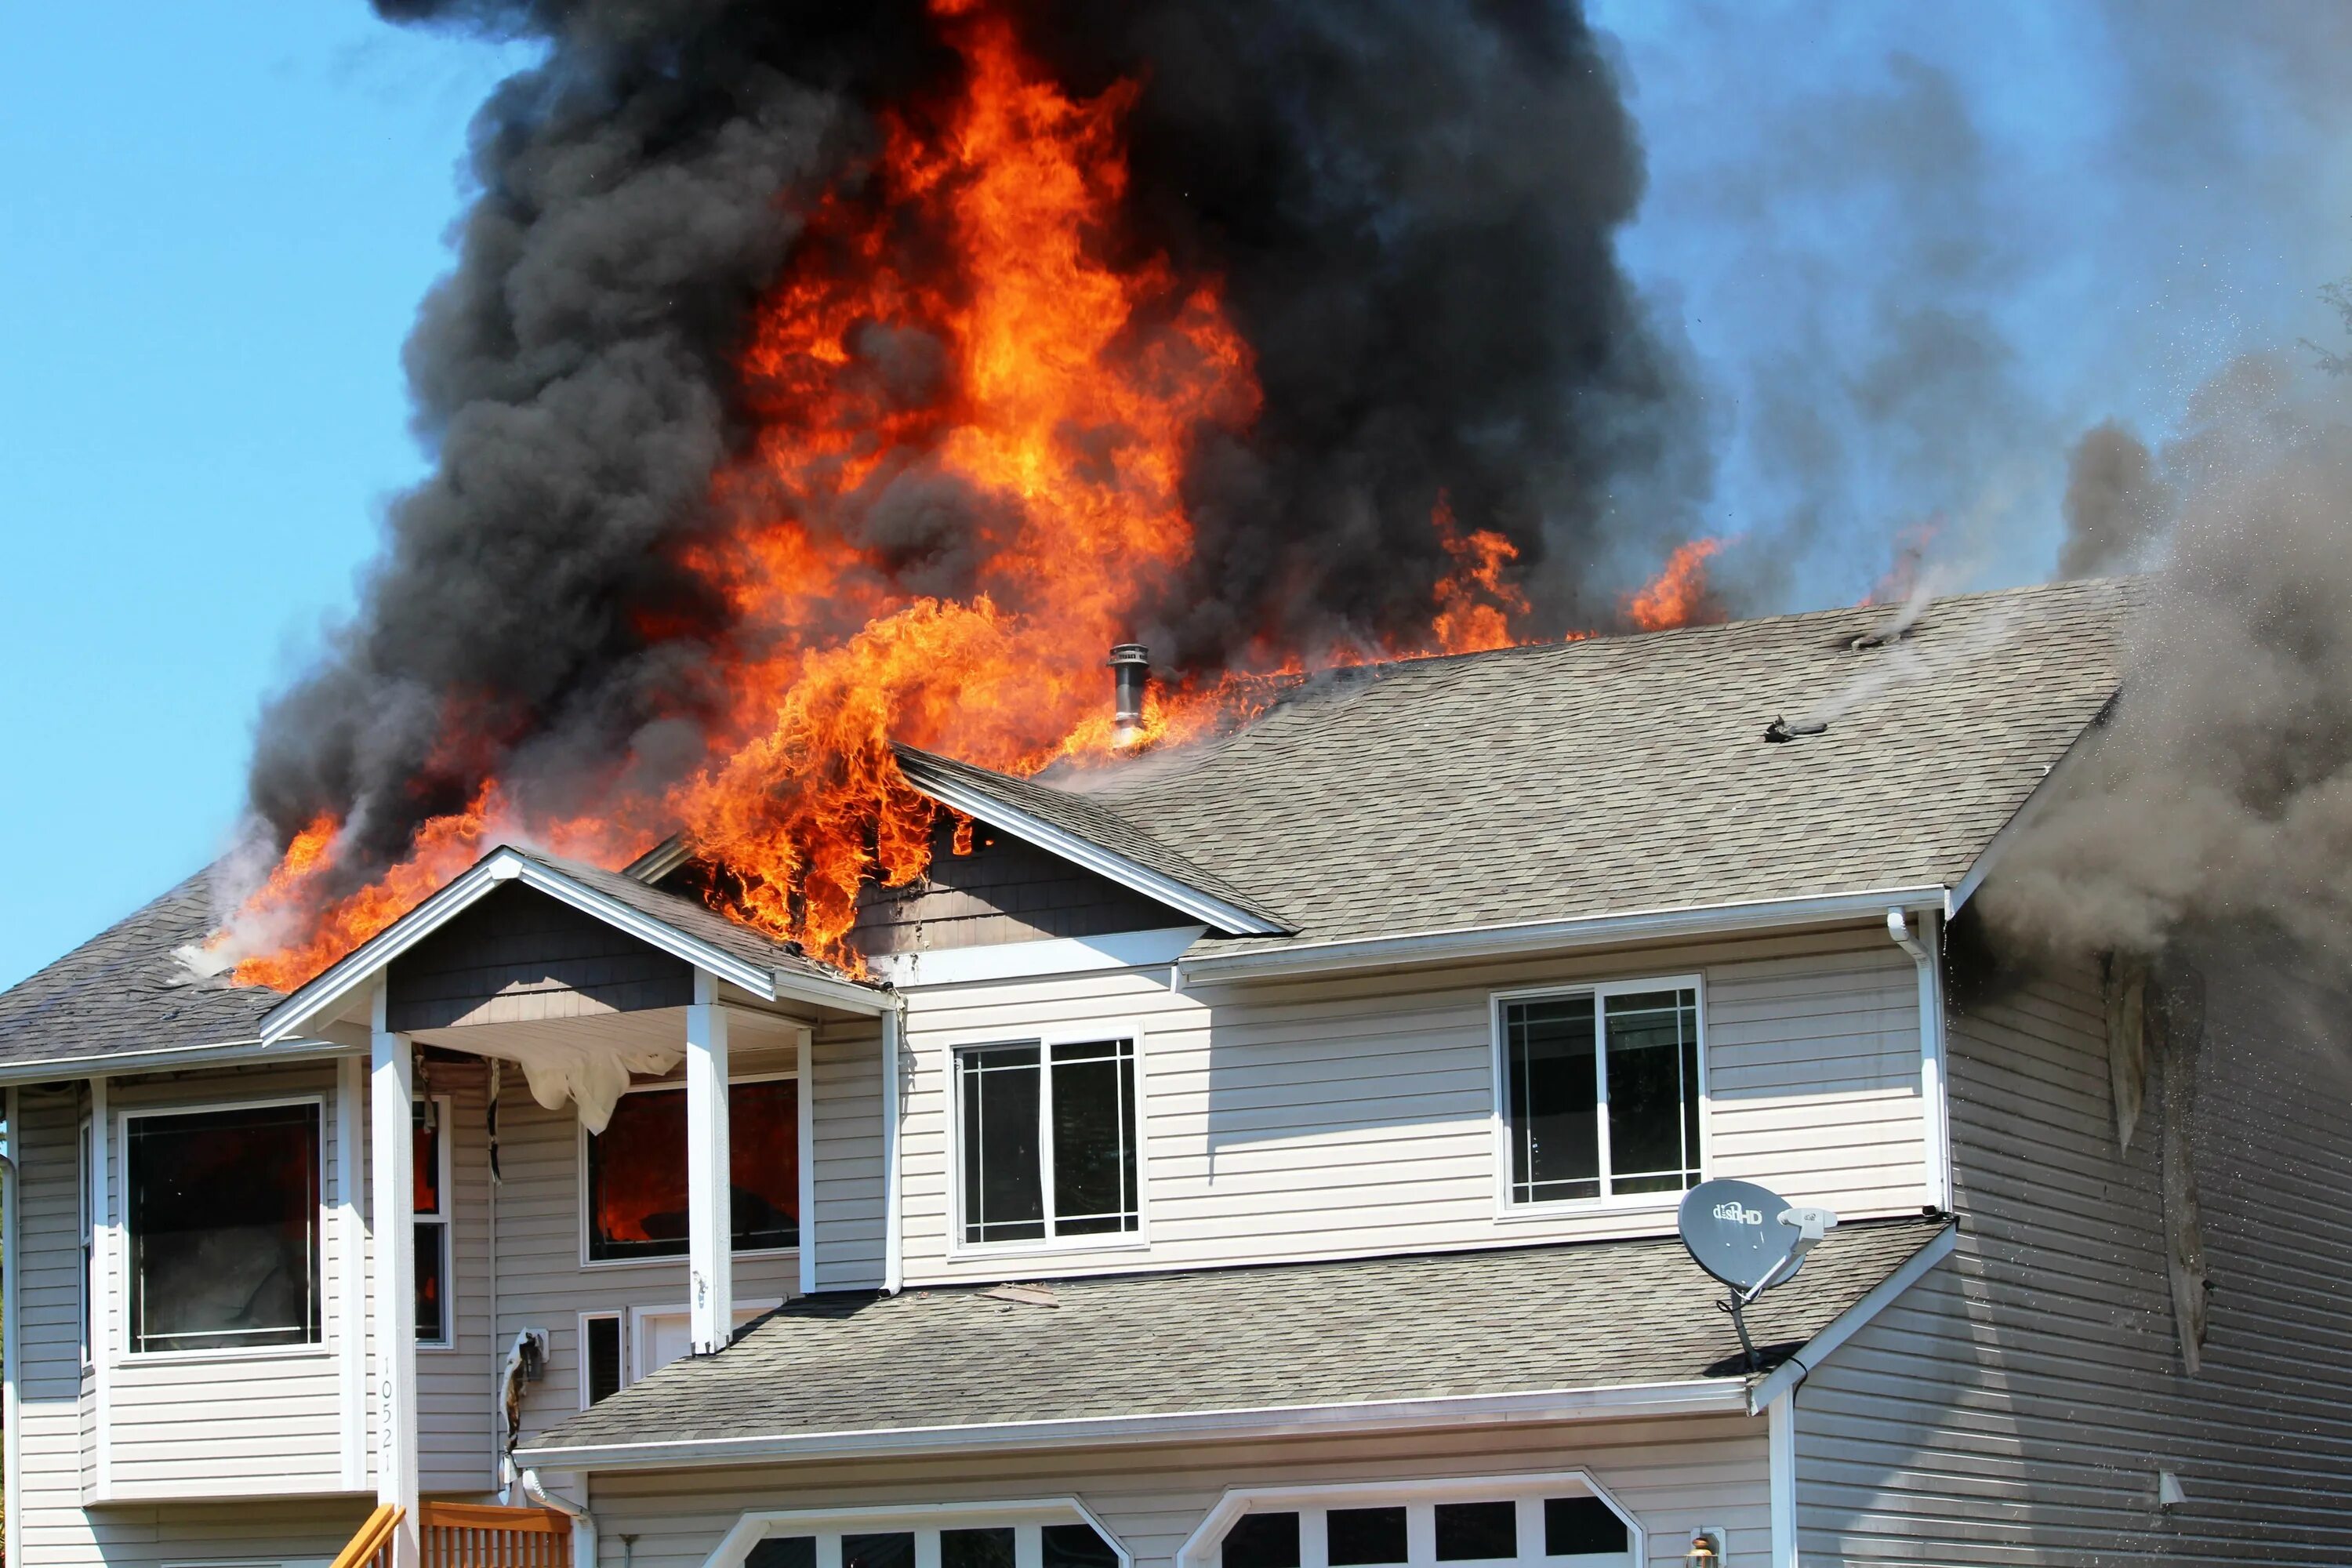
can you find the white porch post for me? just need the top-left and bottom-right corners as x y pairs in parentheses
(686, 968), (733, 1354)
(370, 985), (419, 1565)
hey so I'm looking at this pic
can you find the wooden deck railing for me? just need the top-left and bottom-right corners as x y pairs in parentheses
(331, 1501), (572, 1568)
(419, 1501), (574, 1567)
(331, 1505), (405, 1568)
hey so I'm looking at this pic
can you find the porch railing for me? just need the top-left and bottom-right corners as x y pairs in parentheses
(330, 1502), (573, 1568)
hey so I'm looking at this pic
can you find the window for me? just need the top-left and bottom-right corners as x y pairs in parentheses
(414, 1097), (452, 1345)
(1187, 1478), (1636, 1568)
(586, 1077), (798, 1261)
(78, 1116), (94, 1367)
(125, 1102), (321, 1354)
(957, 1038), (1138, 1246)
(728, 1506), (1126, 1568)
(583, 1313), (624, 1406)
(1499, 984), (1703, 1207)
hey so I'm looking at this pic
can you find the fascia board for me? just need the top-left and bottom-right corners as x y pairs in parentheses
(1945, 691), (2118, 920)
(1179, 885), (1951, 982)
(902, 768), (1287, 938)
(1745, 1222), (1958, 1414)
(514, 1377), (1745, 1474)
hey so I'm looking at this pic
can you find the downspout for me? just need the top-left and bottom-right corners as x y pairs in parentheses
(522, 1467), (597, 1566)
(881, 992), (908, 1296)
(1887, 907), (1952, 1213)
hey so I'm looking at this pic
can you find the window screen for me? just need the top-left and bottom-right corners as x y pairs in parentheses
(586, 1079), (799, 1260)
(126, 1103), (321, 1353)
(1504, 987), (1700, 1204)
(960, 1040), (1138, 1246)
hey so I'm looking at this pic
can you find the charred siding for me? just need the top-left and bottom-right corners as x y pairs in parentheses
(387, 881), (692, 1031)
(853, 815), (1174, 954)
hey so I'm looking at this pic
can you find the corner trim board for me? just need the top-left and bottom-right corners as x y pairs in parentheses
(1747, 1222), (1958, 1414)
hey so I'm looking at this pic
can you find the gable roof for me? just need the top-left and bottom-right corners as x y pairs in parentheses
(907, 579), (2130, 967)
(521, 1215), (1951, 1470)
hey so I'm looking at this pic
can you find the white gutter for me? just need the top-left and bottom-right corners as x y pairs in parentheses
(902, 766), (1287, 937)
(517, 1377), (1745, 1474)
(1886, 908), (1953, 1212)
(1746, 1223), (1958, 1414)
(521, 1467), (597, 1566)
(880, 995), (907, 1296)
(1179, 885), (1950, 982)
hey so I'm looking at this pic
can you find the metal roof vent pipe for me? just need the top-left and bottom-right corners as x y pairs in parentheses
(1110, 643), (1149, 746)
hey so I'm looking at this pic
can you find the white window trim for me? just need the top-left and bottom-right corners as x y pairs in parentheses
(114, 1093), (331, 1364)
(577, 1310), (626, 1412)
(78, 1112), (94, 1371)
(702, 1497), (1131, 1568)
(1489, 975), (1710, 1223)
(626, 1297), (781, 1391)
(1175, 1472), (1644, 1568)
(946, 1022), (1151, 1261)
(415, 1093), (456, 1350)
(575, 1067), (804, 1271)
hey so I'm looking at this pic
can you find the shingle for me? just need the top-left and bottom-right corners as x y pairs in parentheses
(525, 1217), (1947, 1454)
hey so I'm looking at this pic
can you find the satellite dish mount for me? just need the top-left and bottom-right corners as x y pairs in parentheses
(1676, 1180), (1838, 1371)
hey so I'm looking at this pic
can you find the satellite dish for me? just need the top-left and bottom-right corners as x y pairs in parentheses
(1678, 1179), (1839, 1371)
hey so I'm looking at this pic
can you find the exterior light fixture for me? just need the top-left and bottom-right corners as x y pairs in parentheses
(1684, 1530), (1725, 1566)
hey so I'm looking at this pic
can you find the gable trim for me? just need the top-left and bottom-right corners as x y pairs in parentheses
(902, 768), (1287, 938)
(1744, 1221), (1958, 1414)
(259, 849), (880, 1044)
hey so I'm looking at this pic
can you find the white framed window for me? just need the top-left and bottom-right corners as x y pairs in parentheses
(78, 1113), (95, 1369)
(121, 1096), (325, 1357)
(708, 1499), (1129, 1568)
(1177, 1475), (1642, 1568)
(578, 1070), (800, 1267)
(575, 1299), (781, 1410)
(413, 1095), (454, 1348)
(579, 1312), (625, 1409)
(953, 1031), (1142, 1250)
(1492, 978), (1707, 1214)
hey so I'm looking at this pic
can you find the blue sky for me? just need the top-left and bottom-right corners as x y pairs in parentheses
(2, 2), (2348, 989)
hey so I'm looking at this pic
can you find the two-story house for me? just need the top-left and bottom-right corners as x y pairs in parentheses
(2, 578), (2345, 1568)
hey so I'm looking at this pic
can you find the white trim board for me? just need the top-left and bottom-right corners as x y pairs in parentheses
(517, 1377), (1746, 1473)
(1746, 1222), (1958, 1413)
(866, 926), (1203, 989)
(260, 846), (885, 1044)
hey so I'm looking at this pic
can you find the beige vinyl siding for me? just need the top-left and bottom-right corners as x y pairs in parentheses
(489, 1047), (803, 1448)
(585, 1414), (1771, 1568)
(895, 923), (1926, 1283)
(100, 1062), (352, 1501)
(417, 1058), (495, 1494)
(1791, 942), (2352, 1563)
(809, 1019), (886, 1290)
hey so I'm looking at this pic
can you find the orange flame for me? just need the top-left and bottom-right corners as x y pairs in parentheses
(225, 6), (1737, 990)
(1624, 538), (1728, 633)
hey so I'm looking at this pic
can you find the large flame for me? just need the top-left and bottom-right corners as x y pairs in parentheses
(226, 3), (1726, 990)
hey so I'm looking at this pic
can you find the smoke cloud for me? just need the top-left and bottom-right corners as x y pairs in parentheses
(2056, 421), (2172, 580)
(244, 0), (1701, 884)
(1984, 358), (2352, 975)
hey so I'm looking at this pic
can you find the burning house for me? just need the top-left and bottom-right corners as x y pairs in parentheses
(7, 0), (2352, 1564)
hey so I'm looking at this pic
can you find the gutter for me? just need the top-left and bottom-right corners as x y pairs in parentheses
(515, 1377), (1746, 1475)
(1745, 1223), (1958, 1414)
(1180, 885), (1950, 982)
(522, 1467), (597, 1565)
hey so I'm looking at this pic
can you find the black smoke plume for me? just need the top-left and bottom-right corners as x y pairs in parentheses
(242, 0), (1699, 887)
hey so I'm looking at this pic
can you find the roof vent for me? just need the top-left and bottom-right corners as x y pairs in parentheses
(1109, 643), (1149, 744)
(1764, 715), (1828, 744)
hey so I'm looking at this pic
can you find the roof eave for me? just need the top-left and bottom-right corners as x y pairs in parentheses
(1178, 884), (1953, 983)
(514, 1377), (1746, 1475)
(1944, 688), (2120, 920)
(0, 1032), (357, 1088)
(901, 764), (1289, 938)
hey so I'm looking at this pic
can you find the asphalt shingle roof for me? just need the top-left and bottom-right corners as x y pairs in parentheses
(0, 864), (279, 1069)
(527, 1216), (1946, 1457)
(916, 580), (2129, 951)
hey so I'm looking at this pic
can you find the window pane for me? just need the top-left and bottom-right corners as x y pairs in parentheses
(1327, 1507), (1408, 1566)
(1219, 1513), (1298, 1568)
(962, 1046), (1045, 1243)
(127, 1104), (320, 1352)
(412, 1100), (442, 1217)
(1603, 989), (1701, 1195)
(1433, 1501), (1515, 1562)
(843, 1534), (914, 1568)
(747, 1540), (815, 1568)
(414, 1221), (447, 1342)
(1544, 1497), (1628, 1555)
(585, 1316), (623, 1405)
(943, 1528), (1017, 1568)
(1507, 996), (1599, 1203)
(1043, 1524), (1120, 1568)
(1051, 1040), (1137, 1236)
(587, 1080), (800, 1261)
